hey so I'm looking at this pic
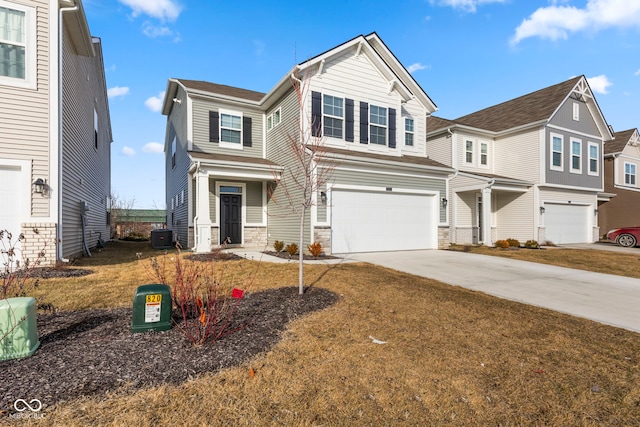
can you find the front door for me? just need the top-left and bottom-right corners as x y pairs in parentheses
(220, 194), (242, 244)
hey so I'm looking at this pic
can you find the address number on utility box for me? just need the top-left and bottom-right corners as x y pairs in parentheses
(146, 294), (162, 303)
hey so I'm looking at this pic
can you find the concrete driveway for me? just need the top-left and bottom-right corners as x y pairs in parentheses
(342, 250), (640, 333)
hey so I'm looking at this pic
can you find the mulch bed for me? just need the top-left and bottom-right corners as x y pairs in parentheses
(263, 251), (341, 261)
(184, 252), (244, 262)
(0, 286), (338, 413)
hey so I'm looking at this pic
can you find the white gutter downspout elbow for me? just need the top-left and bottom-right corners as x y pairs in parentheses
(57, 2), (79, 263)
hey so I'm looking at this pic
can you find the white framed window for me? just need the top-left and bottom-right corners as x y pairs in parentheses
(267, 107), (281, 132)
(219, 110), (242, 148)
(588, 142), (598, 176)
(573, 102), (580, 121)
(480, 142), (488, 166)
(465, 140), (474, 164)
(323, 95), (343, 138)
(625, 162), (637, 186)
(570, 138), (582, 173)
(0, 1), (35, 89)
(181, 190), (184, 205)
(369, 105), (387, 145)
(550, 133), (563, 171)
(171, 197), (174, 210)
(94, 109), (99, 149)
(404, 117), (414, 146)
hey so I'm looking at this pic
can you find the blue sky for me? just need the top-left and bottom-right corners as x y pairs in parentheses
(83, 0), (640, 209)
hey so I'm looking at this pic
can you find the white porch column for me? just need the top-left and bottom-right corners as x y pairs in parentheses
(482, 187), (493, 246)
(195, 169), (212, 253)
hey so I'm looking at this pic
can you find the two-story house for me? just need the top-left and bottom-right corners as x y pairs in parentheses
(162, 33), (454, 254)
(0, 0), (112, 265)
(599, 128), (640, 235)
(427, 76), (612, 246)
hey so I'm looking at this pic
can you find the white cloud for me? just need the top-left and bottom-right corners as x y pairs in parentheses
(107, 86), (130, 98)
(118, 0), (182, 22)
(142, 142), (164, 154)
(587, 75), (612, 94)
(145, 91), (165, 112)
(407, 63), (430, 73)
(142, 23), (174, 38)
(121, 146), (136, 156)
(429, 0), (506, 13)
(635, 69), (640, 76)
(511, 0), (640, 45)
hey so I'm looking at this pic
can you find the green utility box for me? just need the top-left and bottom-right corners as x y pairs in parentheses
(0, 297), (40, 361)
(131, 284), (172, 333)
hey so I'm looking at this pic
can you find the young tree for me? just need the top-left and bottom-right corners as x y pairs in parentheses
(269, 70), (338, 295)
(109, 192), (136, 239)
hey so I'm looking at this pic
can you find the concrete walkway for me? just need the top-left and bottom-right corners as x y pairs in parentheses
(342, 250), (640, 333)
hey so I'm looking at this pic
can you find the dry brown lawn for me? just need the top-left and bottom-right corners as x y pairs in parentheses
(9, 241), (640, 426)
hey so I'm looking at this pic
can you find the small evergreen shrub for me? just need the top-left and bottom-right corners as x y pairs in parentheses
(494, 239), (510, 249)
(307, 241), (323, 257)
(525, 240), (540, 249)
(273, 240), (284, 252)
(506, 238), (520, 248)
(285, 243), (299, 256)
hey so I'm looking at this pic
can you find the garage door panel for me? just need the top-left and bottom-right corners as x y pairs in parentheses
(331, 190), (436, 253)
(544, 204), (589, 244)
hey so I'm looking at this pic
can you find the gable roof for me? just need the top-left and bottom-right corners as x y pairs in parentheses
(177, 79), (265, 102)
(427, 116), (457, 133)
(454, 76), (582, 132)
(605, 128), (639, 155)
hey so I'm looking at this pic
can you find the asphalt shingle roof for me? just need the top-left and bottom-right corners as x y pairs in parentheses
(177, 79), (265, 102)
(605, 129), (637, 154)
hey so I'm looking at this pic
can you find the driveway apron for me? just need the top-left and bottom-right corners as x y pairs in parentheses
(343, 250), (640, 333)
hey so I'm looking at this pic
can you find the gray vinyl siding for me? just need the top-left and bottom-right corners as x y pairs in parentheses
(191, 97), (263, 158)
(246, 181), (263, 224)
(550, 99), (600, 136)
(545, 127), (602, 189)
(165, 86), (190, 247)
(331, 168), (448, 223)
(60, 31), (111, 258)
(265, 88), (310, 246)
(0, 0), (49, 218)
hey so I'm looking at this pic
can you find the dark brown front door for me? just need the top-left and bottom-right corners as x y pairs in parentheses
(220, 194), (241, 244)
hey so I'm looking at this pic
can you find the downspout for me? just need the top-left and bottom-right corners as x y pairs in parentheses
(57, 2), (79, 263)
(191, 161), (200, 251)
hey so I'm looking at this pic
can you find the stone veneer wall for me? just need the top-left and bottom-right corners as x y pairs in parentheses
(438, 226), (451, 249)
(21, 223), (57, 267)
(313, 227), (331, 255)
(244, 226), (267, 247)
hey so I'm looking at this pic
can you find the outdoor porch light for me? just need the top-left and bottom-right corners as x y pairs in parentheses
(441, 197), (448, 208)
(33, 178), (46, 194)
(540, 206), (545, 214)
(594, 209), (599, 215)
(320, 191), (327, 205)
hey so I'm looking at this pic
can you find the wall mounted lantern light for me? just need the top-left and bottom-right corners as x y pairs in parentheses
(539, 206), (546, 214)
(320, 191), (327, 205)
(441, 197), (448, 208)
(33, 178), (47, 195)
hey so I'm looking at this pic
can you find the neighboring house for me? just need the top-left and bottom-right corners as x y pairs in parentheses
(599, 128), (640, 235)
(112, 209), (166, 239)
(162, 33), (454, 254)
(427, 76), (612, 246)
(0, 0), (112, 265)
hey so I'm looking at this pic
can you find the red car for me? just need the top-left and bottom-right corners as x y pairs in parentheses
(607, 227), (640, 247)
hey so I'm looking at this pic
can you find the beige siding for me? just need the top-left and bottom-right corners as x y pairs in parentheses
(427, 133), (452, 167)
(246, 181), (263, 224)
(494, 128), (541, 182)
(191, 96), (263, 158)
(0, 0), (50, 218)
(494, 190), (534, 242)
(60, 29), (111, 258)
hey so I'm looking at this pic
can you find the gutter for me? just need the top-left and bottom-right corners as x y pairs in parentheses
(191, 161), (200, 251)
(56, 1), (79, 263)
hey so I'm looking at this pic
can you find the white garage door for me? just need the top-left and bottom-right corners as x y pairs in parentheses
(0, 166), (23, 268)
(544, 203), (590, 244)
(331, 189), (437, 253)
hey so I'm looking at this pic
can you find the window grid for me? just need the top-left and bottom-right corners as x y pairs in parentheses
(588, 143), (598, 175)
(465, 140), (473, 164)
(0, 5), (26, 79)
(551, 135), (563, 170)
(571, 139), (581, 172)
(625, 163), (636, 186)
(480, 142), (488, 166)
(404, 118), (414, 146)
(369, 105), (387, 145)
(323, 95), (343, 138)
(220, 113), (242, 143)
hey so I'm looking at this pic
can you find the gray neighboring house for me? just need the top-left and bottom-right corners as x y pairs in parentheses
(0, 0), (112, 265)
(162, 33), (454, 254)
(427, 76), (613, 246)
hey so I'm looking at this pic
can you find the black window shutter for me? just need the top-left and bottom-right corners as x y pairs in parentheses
(209, 111), (219, 143)
(345, 98), (354, 142)
(359, 102), (369, 144)
(311, 91), (322, 137)
(243, 116), (252, 147)
(389, 108), (396, 149)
